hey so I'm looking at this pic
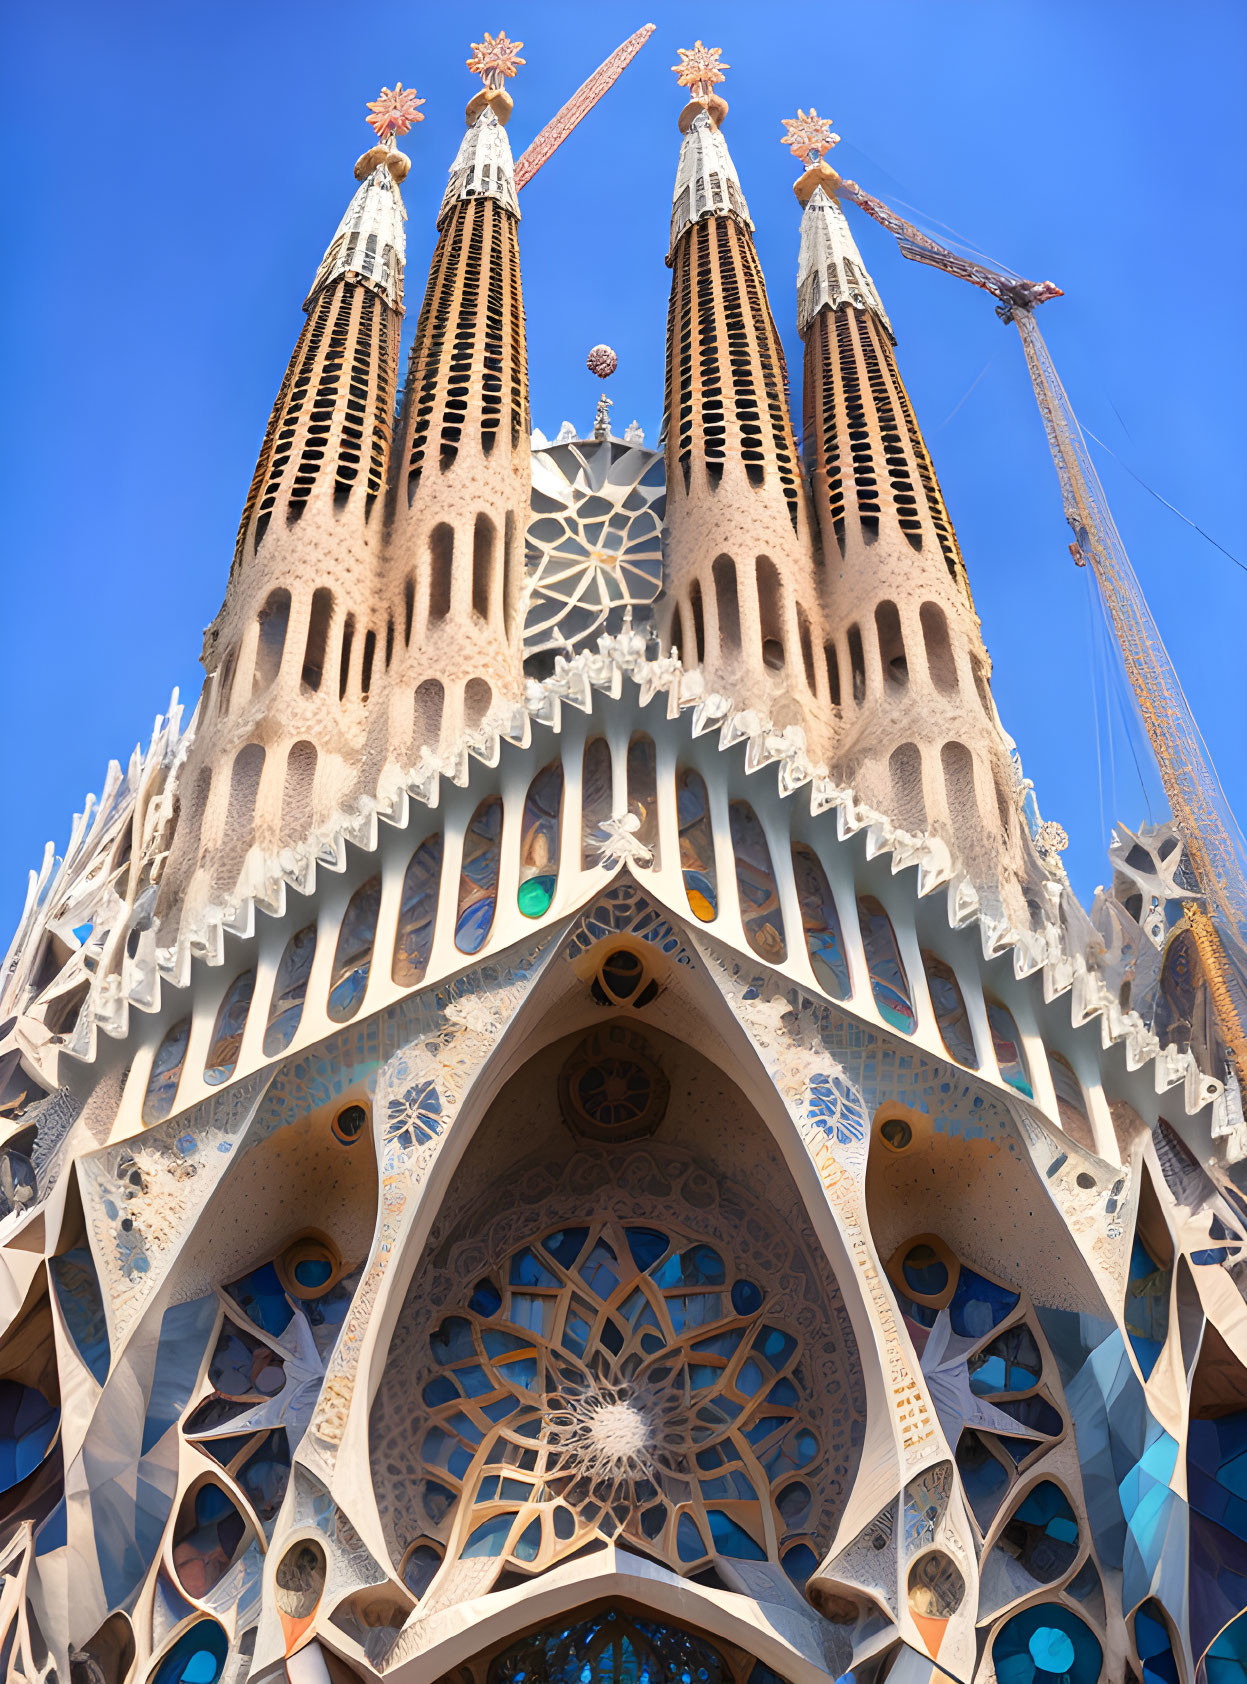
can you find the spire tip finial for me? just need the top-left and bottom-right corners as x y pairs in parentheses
(671, 40), (729, 130)
(365, 83), (425, 141)
(467, 30), (526, 88)
(781, 108), (840, 168)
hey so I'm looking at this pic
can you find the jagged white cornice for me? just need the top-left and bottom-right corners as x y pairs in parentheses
(305, 161), (407, 313)
(5, 633), (1223, 1128)
(437, 111), (519, 227)
(669, 110), (752, 255)
(797, 186), (892, 340)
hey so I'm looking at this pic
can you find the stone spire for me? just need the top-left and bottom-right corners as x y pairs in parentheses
(791, 113), (1040, 909)
(382, 31), (530, 762)
(156, 86), (420, 931)
(659, 46), (833, 756)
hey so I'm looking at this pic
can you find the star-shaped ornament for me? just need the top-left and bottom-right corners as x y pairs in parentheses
(671, 40), (728, 103)
(467, 30), (526, 85)
(365, 83), (425, 139)
(781, 108), (840, 163)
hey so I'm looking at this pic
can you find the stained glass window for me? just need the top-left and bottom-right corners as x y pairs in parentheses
(488, 1607), (741, 1684)
(791, 844), (849, 1000)
(857, 897), (915, 1033)
(171, 1481), (248, 1598)
(328, 876), (382, 1021)
(456, 797), (503, 954)
(144, 1017), (191, 1123)
(204, 969), (255, 1086)
(922, 952), (977, 1068)
(151, 1621), (228, 1684)
(677, 768), (716, 922)
(393, 835), (443, 986)
(991, 1480), (1079, 1588)
(0, 1380), (60, 1494)
(728, 802), (785, 963)
(627, 734), (661, 869)
(581, 739), (613, 869)
(264, 924), (315, 1055)
(986, 998), (1033, 1098)
(519, 763), (563, 918)
(403, 1218), (824, 1585)
(992, 1604), (1101, 1684)
(1049, 1053), (1091, 1144)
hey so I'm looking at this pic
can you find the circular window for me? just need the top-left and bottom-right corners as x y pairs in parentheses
(277, 1236), (341, 1300)
(879, 1114), (913, 1152)
(333, 1102), (368, 1145)
(886, 1233), (959, 1311)
(558, 1028), (670, 1141)
(589, 947), (661, 1010)
(275, 1539), (325, 1620)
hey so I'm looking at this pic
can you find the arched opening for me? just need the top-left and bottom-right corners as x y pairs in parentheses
(473, 514), (496, 621)
(756, 557), (784, 671)
(888, 742), (926, 833)
(477, 1604), (795, 1681)
(224, 743), (265, 840)
(252, 589), (290, 694)
(847, 624), (866, 704)
(689, 580), (706, 664)
(875, 600), (907, 690)
(920, 602), (957, 695)
(403, 574), (415, 647)
(941, 741), (979, 859)
(281, 740), (318, 841)
(824, 643), (841, 708)
(361, 627), (377, 698)
(429, 523), (455, 624)
(465, 678), (493, 730)
(302, 588), (333, 691)
(338, 613), (356, 700)
(414, 678), (444, 749)
(368, 1020), (865, 1617)
(712, 555), (740, 655)
(797, 608), (816, 691)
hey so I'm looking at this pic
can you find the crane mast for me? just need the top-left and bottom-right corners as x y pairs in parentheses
(842, 178), (1247, 1089)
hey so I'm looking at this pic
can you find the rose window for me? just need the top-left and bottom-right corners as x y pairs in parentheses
(401, 1217), (828, 1587)
(523, 438), (666, 656)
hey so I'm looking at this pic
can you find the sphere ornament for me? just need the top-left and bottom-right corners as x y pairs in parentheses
(586, 343), (618, 378)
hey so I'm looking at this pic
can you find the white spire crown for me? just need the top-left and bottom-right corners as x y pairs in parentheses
(306, 163), (407, 313)
(438, 110), (520, 226)
(796, 185), (891, 339)
(669, 110), (752, 254)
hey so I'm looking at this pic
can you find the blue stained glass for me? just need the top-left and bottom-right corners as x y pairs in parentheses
(144, 1017), (191, 1124)
(519, 763), (562, 918)
(50, 1247), (110, 1384)
(0, 1381), (59, 1492)
(509, 1295), (552, 1335)
(432, 1317), (477, 1363)
(752, 1327), (797, 1368)
(676, 1513), (706, 1561)
(729, 801), (786, 964)
(423, 1376), (459, 1407)
(393, 834), (443, 987)
(151, 1623), (228, 1684)
(731, 1279), (764, 1316)
(225, 1263), (291, 1336)
(707, 1510), (766, 1559)
(1206, 1612), (1247, 1684)
(1135, 1601), (1181, 1684)
(736, 1361), (763, 1397)
(456, 796), (502, 954)
(792, 843), (850, 1000)
(692, 1330), (745, 1361)
(992, 1603), (1101, 1684)
(987, 999), (1034, 1098)
(293, 1257), (332, 1289)
(858, 896), (916, 1033)
(578, 1240), (620, 1296)
(264, 924), (315, 1055)
(924, 952), (979, 1068)
(678, 768), (717, 922)
(902, 1244), (949, 1298)
(782, 1543), (818, 1586)
(469, 1278), (502, 1317)
(463, 1513), (513, 1558)
(203, 968), (255, 1085)
(514, 1518), (542, 1562)
(957, 1430), (1010, 1529)
(626, 1228), (670, 1272)
(998, 1395), (1063, 1437)
(543, 1229), (589, 1269)
(510, 1249), (560, 1289)
(328, 875), (381, 1022)
(949, 1269), (1019, 1339)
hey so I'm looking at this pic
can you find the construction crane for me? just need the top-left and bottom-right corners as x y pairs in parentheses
(515, 25), (655, 192)
(838, 177), (1247, 1091)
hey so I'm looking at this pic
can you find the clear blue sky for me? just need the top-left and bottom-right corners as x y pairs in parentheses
(2, 1), (1243, 940)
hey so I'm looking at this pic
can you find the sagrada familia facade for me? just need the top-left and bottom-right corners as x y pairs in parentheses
(0, 31), (1244, 1684)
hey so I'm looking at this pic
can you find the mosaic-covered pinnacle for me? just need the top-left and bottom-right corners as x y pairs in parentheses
(781, 108), (840, 166)
(467, 30), (526, 88)
(671, 40), (728, 102)
(366, 82), (425, 140)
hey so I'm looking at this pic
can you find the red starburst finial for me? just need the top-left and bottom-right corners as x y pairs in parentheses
(671, 41), (728, 104)
(467, 30), (526, 89)
(365, 83), (425, 140)
(780, 108), (841, 165)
